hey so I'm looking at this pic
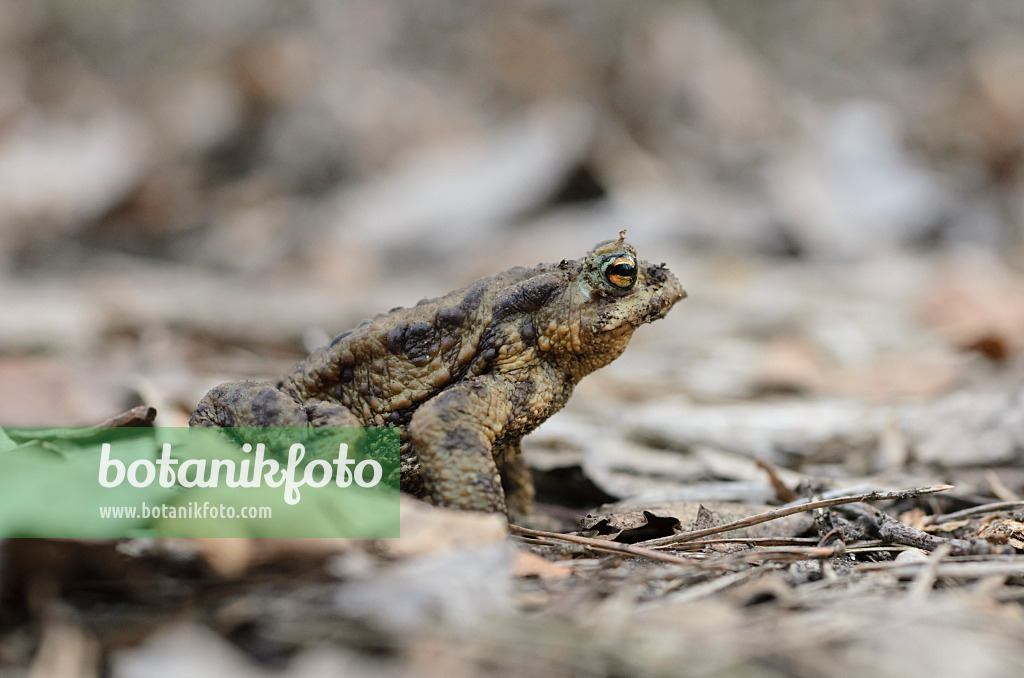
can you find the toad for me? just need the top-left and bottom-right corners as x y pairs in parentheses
(190, 232), (685, 518)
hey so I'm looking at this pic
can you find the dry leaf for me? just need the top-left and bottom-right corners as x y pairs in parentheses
(899, 508), (928, 530)
(978, 519), (1024, 550)
(581, 501), (814, 542)
(930, 520), (971, 533)
(514, 551), (573, 581)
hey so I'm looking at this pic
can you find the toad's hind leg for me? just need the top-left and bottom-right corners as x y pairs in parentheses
(189, 379), (363, 427)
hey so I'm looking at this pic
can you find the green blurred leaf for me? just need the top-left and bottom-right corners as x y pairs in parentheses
(0, 427), (16, 453)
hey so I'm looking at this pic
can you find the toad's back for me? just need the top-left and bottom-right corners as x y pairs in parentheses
(277, 263), (560, 428)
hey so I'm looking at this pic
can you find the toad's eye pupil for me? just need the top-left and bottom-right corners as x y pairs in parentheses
(606, 262), (630, 278)
(609, 262), (635, 276)
(603, 255), (637, 289)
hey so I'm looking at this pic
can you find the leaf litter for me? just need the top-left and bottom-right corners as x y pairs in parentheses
(3, 2), (1024, 677)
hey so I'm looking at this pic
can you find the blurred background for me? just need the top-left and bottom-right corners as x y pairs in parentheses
(1, 0), (1023, 453)
(5, 3), (1024, 676)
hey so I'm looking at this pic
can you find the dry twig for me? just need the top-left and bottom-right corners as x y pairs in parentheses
(925, 501), (1024, 525)
(510, 524), (704, 568)
(510, 524), (851, 570)
(638, 485), (954, 549)
(835, 503), (1010, 555)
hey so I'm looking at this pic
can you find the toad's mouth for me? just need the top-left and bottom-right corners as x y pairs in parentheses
(630, 293), (684, 327)
(641, 265), (686, 323)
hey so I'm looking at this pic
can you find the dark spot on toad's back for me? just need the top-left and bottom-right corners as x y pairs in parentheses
(403, 322), (436, 366)
(519, 318), (537, 346)
(492, 277), (561, 320)
(438, 305), (466, 326)
(385, 326), (406, 354)
(439, 332), (459, 353)
(253, 388), (281, 425)
(458, 282), (487, 315)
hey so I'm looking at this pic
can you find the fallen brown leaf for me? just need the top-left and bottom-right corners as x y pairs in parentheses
(513, 551), (573, 581)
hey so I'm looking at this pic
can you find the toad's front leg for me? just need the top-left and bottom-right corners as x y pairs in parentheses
(408, 377), (514, 514)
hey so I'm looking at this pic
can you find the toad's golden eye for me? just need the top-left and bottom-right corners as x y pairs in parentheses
(602, 254), (637, 289)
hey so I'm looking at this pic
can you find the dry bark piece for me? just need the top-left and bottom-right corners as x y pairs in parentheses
(833, 503), (1013, 556)
(98, 406), (158, 428)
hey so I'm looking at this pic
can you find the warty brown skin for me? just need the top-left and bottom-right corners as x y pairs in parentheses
(190, 236), (685, 517)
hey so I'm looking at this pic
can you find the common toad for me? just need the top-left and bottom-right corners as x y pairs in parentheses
(190, 233), (685, 517)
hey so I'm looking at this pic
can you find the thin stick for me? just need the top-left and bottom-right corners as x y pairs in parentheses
(668, 537), (822, 550)
(755, 457), (798, 503)
(986, 470), (1020, 503)
(925, 501), (1024, 525)
(510, 525), (846, 570)
(638, 484), (954, 548)
(844, 544), (913, 554)
(716, 543), (845, 564)
(510, 524), (706, 568)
